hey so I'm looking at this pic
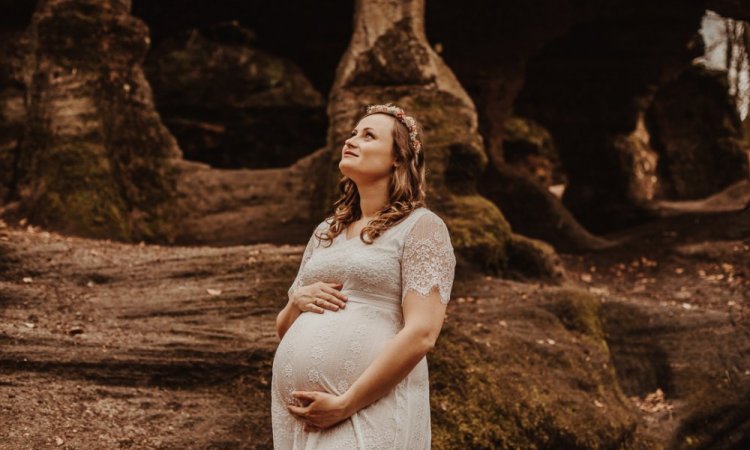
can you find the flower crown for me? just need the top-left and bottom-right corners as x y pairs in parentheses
(365, 103), (422, 154)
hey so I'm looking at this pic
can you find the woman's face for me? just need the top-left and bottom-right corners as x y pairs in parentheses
(339, 113), (397, 183)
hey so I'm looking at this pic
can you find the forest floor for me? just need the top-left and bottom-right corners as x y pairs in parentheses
(0, 206), (748, 449)
(556, 206), (750, 444)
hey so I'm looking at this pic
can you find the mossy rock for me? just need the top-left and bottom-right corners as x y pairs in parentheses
(668, 382), (750, 449)
(506, 232), (566, 283)
(442, 194), (511, 275)
(539, 287), (606, 341)
(538, 287), (617, 368)
(19, 136), (132, 240)
(429, 289), (651, 449)
(16, 1), (185, 244)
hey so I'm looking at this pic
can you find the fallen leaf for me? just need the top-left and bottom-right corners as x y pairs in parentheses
(640, 257), (657, 267)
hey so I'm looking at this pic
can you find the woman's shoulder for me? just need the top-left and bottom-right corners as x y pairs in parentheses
(405, 207), (445, 226)
(308, 217), (333, 240)
(392, 207), (443, 237)
(312, 217), (334, 240)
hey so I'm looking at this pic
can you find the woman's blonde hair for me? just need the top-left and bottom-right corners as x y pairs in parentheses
(317, 105), (427, 246)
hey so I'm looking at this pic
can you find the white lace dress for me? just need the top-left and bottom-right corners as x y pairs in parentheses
(271, 207), (456, 449)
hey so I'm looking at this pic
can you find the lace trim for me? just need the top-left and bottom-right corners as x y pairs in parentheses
(400, 212), (456, 304)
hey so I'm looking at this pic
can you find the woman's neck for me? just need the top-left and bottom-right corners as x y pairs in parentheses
(356, 179), (390, 219)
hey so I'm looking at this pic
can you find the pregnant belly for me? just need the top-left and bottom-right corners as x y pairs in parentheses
(272, 300), (402, 400)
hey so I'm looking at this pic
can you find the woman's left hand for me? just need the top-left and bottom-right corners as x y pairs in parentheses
(287, 390), (353, 431)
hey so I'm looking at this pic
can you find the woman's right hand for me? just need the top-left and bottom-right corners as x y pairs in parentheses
(291, 282), (349, 314)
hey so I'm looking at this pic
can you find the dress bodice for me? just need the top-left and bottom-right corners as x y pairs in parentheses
(288, 207), (456, 307)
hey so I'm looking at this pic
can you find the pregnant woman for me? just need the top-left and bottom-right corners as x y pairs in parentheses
(271, 103), (456, 449)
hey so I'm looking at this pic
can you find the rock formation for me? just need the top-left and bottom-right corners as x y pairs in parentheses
(13, 0), (184, 242)
(0, 0), (748, 272)
(0, 1), (749, 448)
(646, 65), (749, 200)
(144, 21), (327, 169)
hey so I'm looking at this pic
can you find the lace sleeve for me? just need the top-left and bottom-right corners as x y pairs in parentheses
(401, 213), (457, 304)
(288, 221), (325, 299)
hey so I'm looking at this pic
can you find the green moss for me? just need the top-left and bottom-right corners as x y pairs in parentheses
(540, 287), (607, 348)
(506, 233), (565, 282)
(23, 137), (131, 240)
(409, 92), (478, 146)
(430, 324), (534, 449)
(42, 189), (130, 239)
(442, 194), (511, 274)
(430, 312), (646, 449)
(19, 84), (183, 243)
(537, 288), (639, 420)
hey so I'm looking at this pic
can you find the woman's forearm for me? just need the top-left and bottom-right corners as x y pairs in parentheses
(340, 326), (432, 415)
(276, 295), (302, 340)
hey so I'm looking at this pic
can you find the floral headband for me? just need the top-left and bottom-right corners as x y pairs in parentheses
(365, 103), (423, 154)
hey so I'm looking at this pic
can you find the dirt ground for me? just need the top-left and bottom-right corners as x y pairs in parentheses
(0, 205), (748, 449)
(556, 207), (750, 445)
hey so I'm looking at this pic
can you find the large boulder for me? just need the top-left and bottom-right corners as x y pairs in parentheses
(430, 286), (654, 449)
